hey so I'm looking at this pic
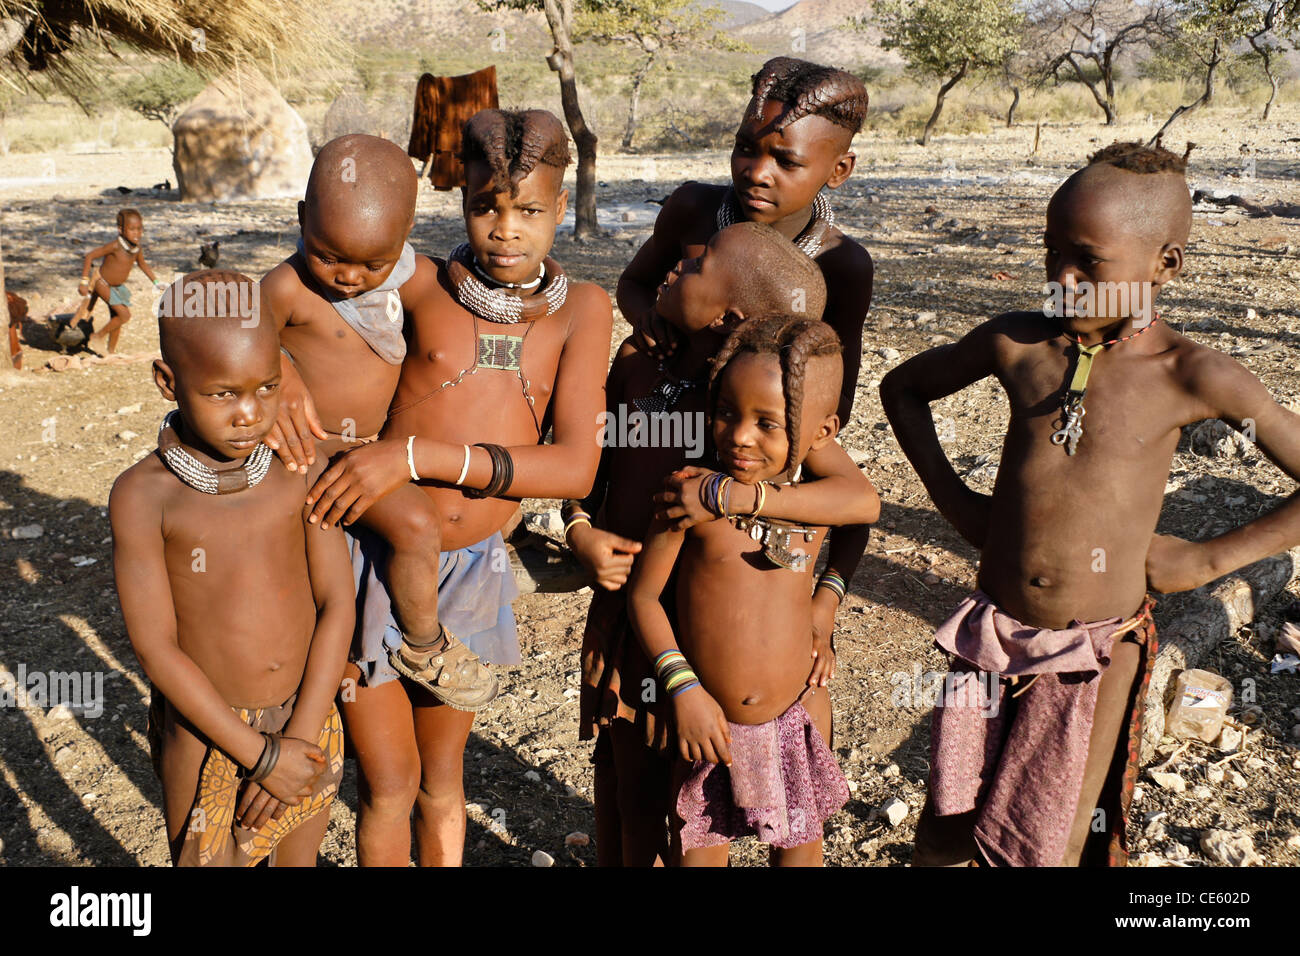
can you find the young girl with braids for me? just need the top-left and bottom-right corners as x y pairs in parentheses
(571, 223), (878, 866)
(618, 55), (873, 426)
(627, 314), (876, 866)
(303, 109), (613, 866)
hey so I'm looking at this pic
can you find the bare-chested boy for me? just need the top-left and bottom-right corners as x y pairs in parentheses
(570, 221), (877, 865)
(259, 134), (496, 713)
(882, 141), (1300, 867)
(110, 271), (354, 866)
(629, 314), (877, 866)
(78, 208), (164, 353)
(302, 109), (613, 866)
(617, 56), (872, 425)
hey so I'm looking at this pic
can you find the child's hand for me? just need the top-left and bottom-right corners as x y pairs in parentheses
(265, 363), (327, 474)
(654, 467), (719, 531)
(1146, 533), (1217, 594)
(235, 781), (289, 830)
(305, 440), (408, 528)
(260, 736), (327, 805)
(567, 524), (642, 590)
(632, 310), (682, 363)
(672, 685), (732, 766)
(809, 596), (837, 687)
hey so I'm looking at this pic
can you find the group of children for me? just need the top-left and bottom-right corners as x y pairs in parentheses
(106, 54), (1300, 868)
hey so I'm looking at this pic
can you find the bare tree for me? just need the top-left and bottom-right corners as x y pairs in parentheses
(1147, 0), (1253, 144)
(1245, 0), (1296, 119)
(1043, 0), (1175, 125)
(482, 0), (601, 239)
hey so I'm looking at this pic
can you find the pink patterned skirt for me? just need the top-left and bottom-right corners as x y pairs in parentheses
(676, 700), (849, 851)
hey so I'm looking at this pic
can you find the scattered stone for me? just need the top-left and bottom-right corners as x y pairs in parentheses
(531, 849), (555, 867)
(1200, 829), (1261, 866)
(1239, 704), (1263, 726)
(117, 430), (137, 441)
(1149, 770), (1186, 793)
(1215, 726), (1242, 752)
(876, 347), (901, 362)
(115, 404), (141, 415)
(1165, 841), (1191, 860)
(70, 556), (96, 567)
(1132, 785), (1144, 803)
(1291, 723), (1300, 742)
(847, 780), (859, 792)
(1285, 832), (1300, 850)
(1192, 785), (1213, 801)
(1230, 770), (1248, 789)
(880, 796), (909, 826)
(47, 704), (74, 721)
(10, 524), (43, 539)
(916, 310), (938, 324)
(1188, 419), (1252, 459)
(1206, 764), (1225, 784)
(54, 745), (73, 764)
(82, 792), (98, 803)
(564, 831), (590, 848)
(523, 770), (541, 783)
(1246, 756), (1266, 771)
(1246, 308), (1258, 321)
(882, 762), (900, 778)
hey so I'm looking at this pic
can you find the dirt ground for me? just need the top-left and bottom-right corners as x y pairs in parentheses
(1, 106), (1298, 867)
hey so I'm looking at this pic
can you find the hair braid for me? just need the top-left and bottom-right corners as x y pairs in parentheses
(462, 108), (572, 197)
(749, 57), (869, 134)
(710, 314), (842, 476)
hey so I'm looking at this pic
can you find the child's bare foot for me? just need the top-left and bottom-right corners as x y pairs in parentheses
(388, 629), (498, 711)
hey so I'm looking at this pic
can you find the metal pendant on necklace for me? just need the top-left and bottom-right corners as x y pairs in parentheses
(733, 516), (815, 572)
(1051, 396), (1086, 456)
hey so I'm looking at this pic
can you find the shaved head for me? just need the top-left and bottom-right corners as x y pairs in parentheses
(158, 270), (276, 375)
(303, 134), (418, 248)
(1053, 162), (1192, 249)
(714, 222), (827, 320)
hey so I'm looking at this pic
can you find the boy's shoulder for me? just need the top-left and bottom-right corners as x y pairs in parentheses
(109, 451), (172, 521)
(816, 229), (872, 278)
(660, 181), (728, 229)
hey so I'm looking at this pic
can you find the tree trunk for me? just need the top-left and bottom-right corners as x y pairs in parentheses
(2, 222), (15, 371)
(1006, 85), (1020, 127)
(1248, 32), (1279, 121)
(1101, 48), (1118, 125)
(1148, 39), (1221, 146)
(542, 0), (599, 240)
(919, 60), (967, 146)
(1062, 53), (1115, 125)
(621, 52), (655, 151)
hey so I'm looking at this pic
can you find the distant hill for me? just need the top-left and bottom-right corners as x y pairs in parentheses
(706, 0), (772, 29)
(730, 0), (899, 69)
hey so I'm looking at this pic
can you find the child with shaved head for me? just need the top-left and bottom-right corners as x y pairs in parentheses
(618, 56), (873, 426)
(570, 222), (878, 865)
(301, 109), (612, 865)
(110, 271), (355, 866)
(883, 142), (1300, 866)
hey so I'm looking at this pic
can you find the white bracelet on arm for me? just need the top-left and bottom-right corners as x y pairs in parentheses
(407, 435), (419, 481)
(455, 444), (472, 486)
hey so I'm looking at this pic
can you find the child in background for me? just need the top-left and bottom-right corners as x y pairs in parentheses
(628, 314), (877, 866)
(617, 56), (872, 425)
(78, 208), (164, 354)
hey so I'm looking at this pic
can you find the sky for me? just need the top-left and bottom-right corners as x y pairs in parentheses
(746, 0), (798, 10)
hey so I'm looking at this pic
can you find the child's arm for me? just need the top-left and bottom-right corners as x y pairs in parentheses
(237, 513), (354, 829)
(880, 320), (1004, 548)
(1148, 350), (1300, 592)
(566, 341), (643, 590)
(78, 242), (115, 293)
(109, 473), (326, 805)
(627, 521), (731, 766)
(135, 247), (162, 286)
(818, 241), (874, 423)
(259, 270), (329, 474)
(655, 440), (880, 529)
(615, 184), (702, 356)
(305, 285), (615, 527)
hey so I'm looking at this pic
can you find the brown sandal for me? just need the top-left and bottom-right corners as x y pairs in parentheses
(388, 630), (499, 711)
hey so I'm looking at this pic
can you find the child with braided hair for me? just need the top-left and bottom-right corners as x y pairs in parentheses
(627, 314), (875, 866)
(618, 55), (872, 425)
(302, 109), (612, 866)
(571, 222), (878, 865)
(883, 141), (1300, 867)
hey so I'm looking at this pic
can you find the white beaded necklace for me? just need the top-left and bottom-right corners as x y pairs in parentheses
(716, 189), (834, 258)
(157, 412), (273, 495)
(118, 236), (140, 254)
(448, 244), (567, 324)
